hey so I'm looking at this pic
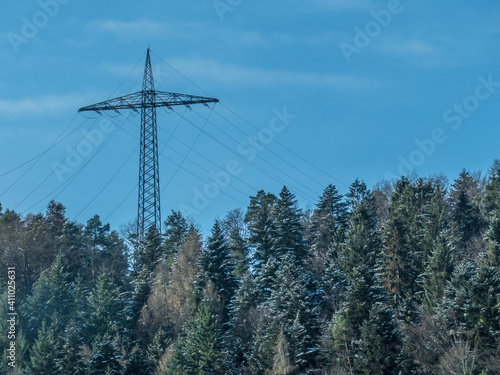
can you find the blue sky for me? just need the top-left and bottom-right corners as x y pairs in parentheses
(1, 0), (499, 232)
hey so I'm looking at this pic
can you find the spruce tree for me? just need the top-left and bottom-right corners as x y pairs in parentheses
(87, 269), (125, 342)
(354, 303), (401, 375)
(245, 190), (277, 273)
(27, 321), (59, 375)
(272, 186), (305, 263)
(25, 253), (75, 340)
(57, 321), (84, 375)
(309, 184), (347, 257)
(163, 210), (189, 266)
(85, 333), (123, 375)
(199, 220), (237, 324)
(181, 298), (229, 375)
(381, 177), (422, 318)
(484, 213), (500, 268)
(338, 193), (380, 282)
(125, 344), (152, 375)
(422, 232), (454, 310)
(448, 170), (483, 257)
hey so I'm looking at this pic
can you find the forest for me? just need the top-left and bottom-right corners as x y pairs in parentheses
(2, 163), (500, 375)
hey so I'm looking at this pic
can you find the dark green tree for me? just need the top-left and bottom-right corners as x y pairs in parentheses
(272, 186), (305, 263)
(448, 170), (484, 257)
(57, 320), (84, 375)
(27, 321), (59, 375)
(85, 333), (123, 375)
(125, 344), (152, 375)
(484, 213), (500, 268)
(199, 220), (237, 324)
(245, 190), (277, 273)
(354, 304), (401, 375)
(174, 298), (229, 375)
(25, 253), (75, 340)
(422, 232), (454, 310)
(163, 210), (189, 266)
(308, 184), (347, 258)
(87, 269), (125, 342)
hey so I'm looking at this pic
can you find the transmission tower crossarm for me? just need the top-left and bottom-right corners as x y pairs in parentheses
(78, 91), (218, 113)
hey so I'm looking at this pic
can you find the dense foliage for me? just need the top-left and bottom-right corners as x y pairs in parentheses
(2, 164), (500, 374)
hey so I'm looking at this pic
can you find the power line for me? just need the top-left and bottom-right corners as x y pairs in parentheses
(150, 50), (349, 189)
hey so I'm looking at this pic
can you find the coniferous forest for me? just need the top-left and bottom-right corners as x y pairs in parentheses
(3, 164), (500, 375)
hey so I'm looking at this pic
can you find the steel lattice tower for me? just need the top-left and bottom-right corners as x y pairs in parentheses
(79, 49), (218, 240)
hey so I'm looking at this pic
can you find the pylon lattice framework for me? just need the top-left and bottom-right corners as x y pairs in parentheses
(79, 49), (218, 240)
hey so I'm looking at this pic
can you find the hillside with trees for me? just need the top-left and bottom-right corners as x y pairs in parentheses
(2, 163), (500, 374)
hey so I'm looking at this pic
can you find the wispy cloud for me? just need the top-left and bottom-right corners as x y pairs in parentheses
(377, 37), (435, 57)
(87, 19), (166, 39)
(166, 57), (376, 90)
(0, 93), (93, 117)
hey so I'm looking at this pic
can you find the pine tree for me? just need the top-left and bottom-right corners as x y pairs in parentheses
(27, 321), (59, 375)
(484, 213), (500, 268)
(57, 321), (84, 375)
(125, 344), (152, 375)
(268, 255), (320, 371)
(245, 190), (277, 273)
(381, 177), (422, 318)
(309, 184), (347, 257)
(45, 200), (68, 236)
(85, 333), (123, 375)
(228, 227), (250, 278)
(199, 220), (237, 324)
(485, 161), (500, 215)
(84, 215), (111, 282)
(272, 186), (305, 263)
(354, 303), (401, 375)
(135, 225), (162, 274)
(338, 193), (380, 282)
(422, 232), (454, 310)
(25, 253), (75, 340)
(179, 298), (229, 374)
(163, 210), (189, 266)
(87, 269), (125, 342)
(448, 170), (484, 257)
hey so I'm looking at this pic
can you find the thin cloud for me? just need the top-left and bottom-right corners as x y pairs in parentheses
(166, 57), (377, 90)
(0, 93), (93, 117)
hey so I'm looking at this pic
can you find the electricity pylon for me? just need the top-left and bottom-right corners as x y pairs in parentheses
(79, 48), (218, 240)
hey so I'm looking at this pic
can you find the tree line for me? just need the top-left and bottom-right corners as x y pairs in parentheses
(1, 162), (500, 374)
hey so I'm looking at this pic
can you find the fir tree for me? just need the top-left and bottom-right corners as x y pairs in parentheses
(309, 184), (347, 257)
(354, 303), (401, 375)
(163, 210), (189, 266)
(87, 269), (125, 342)
(135, 225), (162, 274)
(422, 232), (454, 310)
(57, 321), (84, 375)
(199, 220), (237, 324)
(338, 193), (380, 282)
(448, 170), (484, 257)
(272, 186), (305, 263)
(484, 213), (500, 268)
(179, 298), (229, 374)
(25, 253), (75, 340)
(27, 321), (59, 375)
(125, 344), (152, 375)
(85, 333), (123, 375)
(245, 190), (277, 273)
(381, 177), (422, 318)
(227, 227), (250, 278)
